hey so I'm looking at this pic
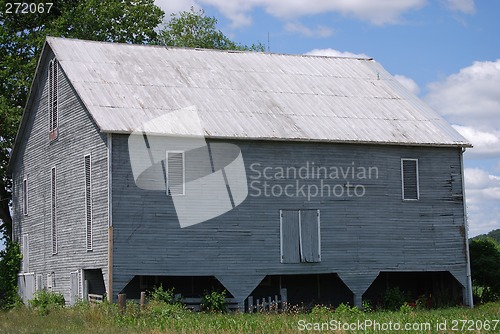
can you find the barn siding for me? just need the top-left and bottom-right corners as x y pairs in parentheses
(111, 135), (468, 303)
(11, 48), (108, 304)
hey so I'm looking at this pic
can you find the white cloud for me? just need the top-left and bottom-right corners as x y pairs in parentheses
(464, 168), (500, 236)
(426, 60), (500, 131)
(155, 0), (199, 17)
(305, 48), (369, 59)
(284, 22), (334, 38)
(444, 0), (476, 14)
(394, 74), (420, 95)
(187, 0), (426, 27)
(453, 125), (500, 157)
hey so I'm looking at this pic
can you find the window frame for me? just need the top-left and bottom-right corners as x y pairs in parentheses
(166, 150), (185, 196)
(401, 158), (420, 201)
(22, 234), (29, 272)
(280, 209), (321, 264)
(22, 178), (28, 216)
(84, 154), (93, 251)
(48, 58), (59, 141)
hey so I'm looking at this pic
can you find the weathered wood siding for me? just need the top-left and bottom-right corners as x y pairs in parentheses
(11, 48), (108, 303)
(111, 135), (468, 302)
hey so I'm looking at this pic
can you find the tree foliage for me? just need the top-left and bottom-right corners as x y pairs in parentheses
(469, 238), (500, 302)
(0, 240), (21, 308)
(0, 0), (164, 240)
(156, 8), (264, 51)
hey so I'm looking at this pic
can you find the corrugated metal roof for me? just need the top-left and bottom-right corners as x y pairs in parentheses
(47, 37), (470, 147)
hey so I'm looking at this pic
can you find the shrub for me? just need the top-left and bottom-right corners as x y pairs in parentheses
(201, 290), (227, 313)
(382, 287), (410, 311)
(147, 284), (177, 304)
(29, 290), (65, 315)
(399, 302), (413, 314)
(335, 303), (361, 315)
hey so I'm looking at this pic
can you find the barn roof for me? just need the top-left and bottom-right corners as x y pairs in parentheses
(45, 37), (468, 146)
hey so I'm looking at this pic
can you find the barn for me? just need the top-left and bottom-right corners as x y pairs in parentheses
(8, 37), (473, 309)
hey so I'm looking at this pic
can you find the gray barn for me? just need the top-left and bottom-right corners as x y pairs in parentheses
(8, 37), (473, 308)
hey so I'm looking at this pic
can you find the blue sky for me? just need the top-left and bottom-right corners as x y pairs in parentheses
(157, 0), (500, 237)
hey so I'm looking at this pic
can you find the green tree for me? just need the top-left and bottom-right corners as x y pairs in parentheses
(0, 240), (21, 308)
(469, 238), (500, 302)
(156, 7), (264, 51)
(0, 0), (164, 240)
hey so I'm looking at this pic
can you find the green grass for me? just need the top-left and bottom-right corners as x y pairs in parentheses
(0, 302), (499, 333)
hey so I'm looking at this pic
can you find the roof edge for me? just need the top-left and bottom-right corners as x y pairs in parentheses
(7, 38), (52, 176)
(45, 36), (375, 61)
(102, 129), (472, 148)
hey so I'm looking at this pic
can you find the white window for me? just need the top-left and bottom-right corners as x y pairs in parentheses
(23, 178), (28, 215)
(22, 234), (29, 272)
(84, 155), (93, 251)
(401, 159), (419, 200)
(280, 210), (321, 263)
(51, 167), (57, 254)
(47, 272), (55, 291)
(35, 274), (43, 291)
(166, 151), (185, 196)
(48, 58), (59, 141)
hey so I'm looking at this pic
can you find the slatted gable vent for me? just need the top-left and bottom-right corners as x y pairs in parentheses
(84, 155), (93, 251)
(23, 178), (28, 215)
(48, 59), (59, 140)
(51, 167), (57, 254)
(167, 152), (185, 196)
(402, 159), (419, 200)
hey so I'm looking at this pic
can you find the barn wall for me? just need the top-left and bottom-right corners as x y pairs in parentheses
(111, 134), (469, 304)
(11, 48), (108, 304)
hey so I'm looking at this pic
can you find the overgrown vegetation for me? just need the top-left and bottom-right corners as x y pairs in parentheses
(0, 240), (22, 309)
(147, 284), (176, 304)
(28, 290), (65, 315)
(469, 238), (500, 303)
(0, 299), (499, 333)
(201, 290), (228, 313)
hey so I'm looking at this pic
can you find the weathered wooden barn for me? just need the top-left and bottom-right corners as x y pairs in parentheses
(9, 37), (473, 308)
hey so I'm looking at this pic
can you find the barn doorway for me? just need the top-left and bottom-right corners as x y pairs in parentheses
(83, 269), (106, 297)
(121, 275), (233, 300)
(363, 271), (463, 308)
(248, 273), (353, 308)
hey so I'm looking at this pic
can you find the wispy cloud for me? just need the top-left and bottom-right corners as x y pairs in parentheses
(284, 22), (334, 38)
(444, 0), (476, 14)
(305, 48), (369, 59)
